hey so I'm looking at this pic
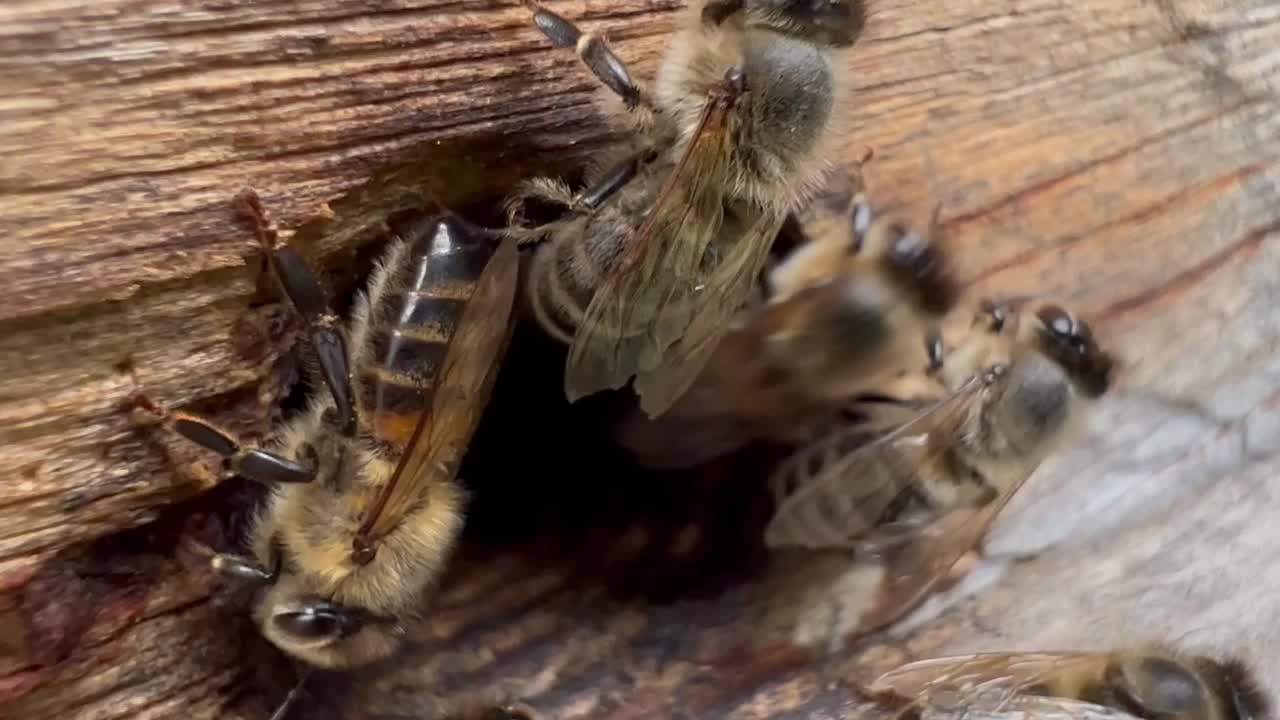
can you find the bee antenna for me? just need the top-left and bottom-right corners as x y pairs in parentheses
(269, 667), (314, 720)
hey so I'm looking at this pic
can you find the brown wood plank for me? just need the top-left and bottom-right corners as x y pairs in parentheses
(3, 0), (1279, 718)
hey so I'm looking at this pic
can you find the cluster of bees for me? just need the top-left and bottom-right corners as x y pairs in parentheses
(134, 2), (1270, 720)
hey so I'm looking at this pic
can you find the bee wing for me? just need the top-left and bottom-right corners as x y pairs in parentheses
(565, 85), (765, 417)
(358, 237), (519, 543)
(871, 652), (1098, 697)
(765, 421), (927, 549)
(913, 697), (1142, 720)
(616, 279), (911, 468)
(636, 279), (836, 421)
(764, 376), (983, 549)
(852, 455), (1039, 636)
(869, 653), (1117, 718)
(631, 208), (786, 416)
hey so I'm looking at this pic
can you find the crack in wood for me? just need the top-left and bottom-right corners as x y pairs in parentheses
(1102, 216), (1280, 320)
(963, 161), (1268, 287)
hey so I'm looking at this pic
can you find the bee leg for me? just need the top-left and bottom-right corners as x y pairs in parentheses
(236, 189), (357, 437)
(135, 395), (316, 484)
(572, 147), (655, 212)
(526, 2), (655, 112)
(208, 535), (283, 584)
(210, 553), (275, 583)
(177, 413), (316, 484)
(505, 148), (656, 238)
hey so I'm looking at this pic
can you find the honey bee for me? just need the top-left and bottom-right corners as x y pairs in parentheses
(136, 192), (518, 713)
(511, 0), (864, 417)
(865, 646), (1270, 720)
(764, 297), (1115, 637)
(614, 167), (958, 470)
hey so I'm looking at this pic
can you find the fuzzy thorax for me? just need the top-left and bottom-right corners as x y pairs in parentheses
(655, 9), (849, 211)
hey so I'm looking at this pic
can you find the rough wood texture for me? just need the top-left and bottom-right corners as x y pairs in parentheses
(3, 0), (1279, 718)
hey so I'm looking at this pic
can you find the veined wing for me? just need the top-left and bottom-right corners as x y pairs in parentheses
(852, 451), (1039, 637)
(564, 73), (745, 414)
(764, 376), (983, 550)
(355, 237), (519, 550)
(765, 372), (1042, 636)
(631, 206), (786, 417)
(870, 652), (1107, 713)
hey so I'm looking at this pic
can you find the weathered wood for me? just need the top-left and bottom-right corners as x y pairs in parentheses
(0, 0), (661, 577)
(2, 0), (1279, 718)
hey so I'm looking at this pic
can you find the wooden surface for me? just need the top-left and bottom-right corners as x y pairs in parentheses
(3, 0), (1279, 718)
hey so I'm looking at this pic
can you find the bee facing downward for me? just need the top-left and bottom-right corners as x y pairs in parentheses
(512, 0), (865, 417)
(615, 167), (958, 469)
(765, 297), (1115, 637)
(866, 646), (1271, 720)
(136, 193), (518, 702)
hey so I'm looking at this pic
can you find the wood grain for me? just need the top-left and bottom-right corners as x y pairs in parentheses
(3, 0), (1279, 718)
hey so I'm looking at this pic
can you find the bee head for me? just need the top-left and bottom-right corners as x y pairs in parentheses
(1193, 656), (1272, 720)
(747, 0), (867, 47)
(1108, 654), (1224, 720)
(859, 206), (958, 316)
(1023, 302), (1113, 399)
(257, 583), (404, 669)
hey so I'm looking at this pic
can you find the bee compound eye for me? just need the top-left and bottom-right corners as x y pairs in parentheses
(273, 604), (351, 641)
(1110, 656), (1206, 718)
(1035, 304), (1075, 338)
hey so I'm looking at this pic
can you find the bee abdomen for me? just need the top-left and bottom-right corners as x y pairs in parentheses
(526, 223), (616, 343)
(526, 247), (590, 344)
(359, 213), (492, 447)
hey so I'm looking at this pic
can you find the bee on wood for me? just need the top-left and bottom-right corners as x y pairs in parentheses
(511, 0), (865, 417)
(865, 646), (1270, 720)
(136, 192), (518, 714)
(614, 166), (958, 469)
(764, 297), (1115, 637)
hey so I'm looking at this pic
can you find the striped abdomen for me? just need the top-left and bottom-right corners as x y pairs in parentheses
(764, 425), (998, 549)
(525, 209), (627, 345)
(358, 212), (493, 450)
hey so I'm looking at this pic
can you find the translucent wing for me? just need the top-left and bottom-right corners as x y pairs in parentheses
(615, 277), (906, 468)
(869, 653), (1116, 719)
(900, 695), (1139, 720)
(764, 376), (984, 550)
(565, 78), (766, 417)
(765, 420), (929, 549)
(631, 207), (786, 416)
(871, 652), (1098, 698)
(357, 237), (519, 545)
(853, 456), (1040, 636)
(635, 280), (840, 423)
(765, 371), (1040, 635)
